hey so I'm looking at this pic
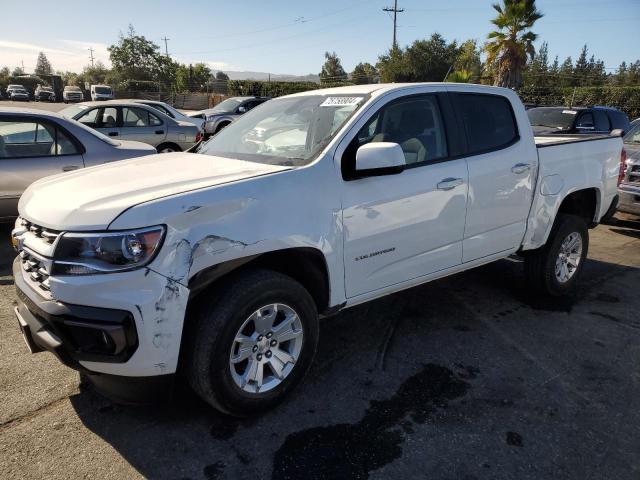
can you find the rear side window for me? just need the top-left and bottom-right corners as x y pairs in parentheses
(609, 111), (630, 132)
(454, 93), (518, 154)
(0, 120), (80, 158)
(593, 111), (610, 132)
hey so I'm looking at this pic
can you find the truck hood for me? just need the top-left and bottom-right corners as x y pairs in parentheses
(19, 152), (290, 231)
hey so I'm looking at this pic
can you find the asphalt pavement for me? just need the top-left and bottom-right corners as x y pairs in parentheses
(2, 210), (640, 480)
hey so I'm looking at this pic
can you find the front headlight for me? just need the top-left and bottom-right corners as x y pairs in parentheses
(53, 226), (165, 275)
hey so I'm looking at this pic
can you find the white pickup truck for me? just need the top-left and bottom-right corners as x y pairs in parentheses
(11, 84), (624, 415)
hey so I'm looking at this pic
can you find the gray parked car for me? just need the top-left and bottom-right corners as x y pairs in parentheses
(0, 107), (156, 221)
(127, 99), (206, 132)
(60, 101), (202, 153)
(7, 85), (30, 102)
(190, 96), (270, 138)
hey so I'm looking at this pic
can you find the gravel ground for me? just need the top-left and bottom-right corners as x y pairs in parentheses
(1, 214), (639, 480)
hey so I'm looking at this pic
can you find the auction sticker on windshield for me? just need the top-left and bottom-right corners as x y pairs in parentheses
(320, 96), (364, 107)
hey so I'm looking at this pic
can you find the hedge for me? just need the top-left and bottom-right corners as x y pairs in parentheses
(519, 85), (640, 119)
(227, 80), (358, 97)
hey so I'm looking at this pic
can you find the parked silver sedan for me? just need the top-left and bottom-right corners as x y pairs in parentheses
(60, 101), (201, 153)
(126, 99), (206, 132)
(0, 107), (156, 221)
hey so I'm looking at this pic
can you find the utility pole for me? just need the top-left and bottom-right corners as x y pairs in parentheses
(88, 48), (95, 67)
(161, 36), (170, 57)
(383, 0), (404, 49)
(21, 60), (25, 74)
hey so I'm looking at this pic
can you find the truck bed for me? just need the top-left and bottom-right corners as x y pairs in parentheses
(534, 133), (617, 147)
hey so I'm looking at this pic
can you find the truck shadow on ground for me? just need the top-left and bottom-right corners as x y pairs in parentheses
(67, 249), (639, 480)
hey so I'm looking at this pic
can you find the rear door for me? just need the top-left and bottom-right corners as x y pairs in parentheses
(450, 91), (537, 262)
(0, 117), (84, 218)
(120, 106), (166, 146)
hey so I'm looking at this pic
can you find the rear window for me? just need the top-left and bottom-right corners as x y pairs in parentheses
(454, 93), (518, 154)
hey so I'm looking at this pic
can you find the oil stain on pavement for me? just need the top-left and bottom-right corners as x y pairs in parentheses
(271, 364), (471, 480)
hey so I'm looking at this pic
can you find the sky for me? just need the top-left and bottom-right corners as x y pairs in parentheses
(1, 0), (639, 76)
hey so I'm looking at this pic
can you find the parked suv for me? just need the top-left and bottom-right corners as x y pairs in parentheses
(63, 86), (84, 103)
(191, 96), (270, 137)
(34, 85), (56, 102)
(7, 85), (29, 101)
(528, 106), (630, 135)
(618, 121), (640, 216)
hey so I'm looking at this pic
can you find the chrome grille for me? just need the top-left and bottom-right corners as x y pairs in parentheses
(14, 219), (59, 296)
(629, 165), (640, 184)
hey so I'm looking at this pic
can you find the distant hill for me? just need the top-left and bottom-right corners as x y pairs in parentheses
(221, 71), (320, 83)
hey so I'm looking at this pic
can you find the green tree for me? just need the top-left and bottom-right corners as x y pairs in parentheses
(108, 25), (164, 82)
(485, 0), (543, 89)
(35, 52), (52, 76)
(319, 51), (347, 83)
(558, 56), (573, 87)
(351, 62), (378, 84)
(573, 45), (589, 86)
(446, 70), (472, 83)
(215, 71), (229, 80)
(454, 39), (482, 81)
(80, 61), (110, 85)
(405, 33), (459, 81)
(12, 66), (23, 76)
(377, 46), (412, 82)
(524, 41), (549, 87)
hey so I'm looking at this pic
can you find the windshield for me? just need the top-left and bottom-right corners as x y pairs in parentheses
(528, 108), (577, 129)
(197, 94), (367, 166)
(624, 122), (640, 144)
(65, 86), (81, 92)
(95, 86), (112, 94)
(209, 98), (243, 113)
(60, 105), (88, 118)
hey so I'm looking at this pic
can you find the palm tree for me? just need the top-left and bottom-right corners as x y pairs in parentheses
(446, 70), (472, 83)
(486, 0), (543, 89)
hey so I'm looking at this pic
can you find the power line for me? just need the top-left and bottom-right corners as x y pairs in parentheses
(161, 36), (170, 57)
(383, 0), (404, 49)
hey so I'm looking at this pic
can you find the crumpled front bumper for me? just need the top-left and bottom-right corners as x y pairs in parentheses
(13, 257), (190, 402)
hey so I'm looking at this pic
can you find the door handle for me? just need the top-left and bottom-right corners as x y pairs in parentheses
(62, 165), (80, 172)
(437, 177), (464, 190)
(108, 132), (118, 137)
(511, 163), (531, 174)
(155, 130), (165, 135)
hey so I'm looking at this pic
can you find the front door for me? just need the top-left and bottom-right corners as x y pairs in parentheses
(341, 93), (469, 298)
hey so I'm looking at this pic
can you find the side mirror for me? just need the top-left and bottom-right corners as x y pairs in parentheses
(355, 142), (406, 176)
(237, 106), (247, 114)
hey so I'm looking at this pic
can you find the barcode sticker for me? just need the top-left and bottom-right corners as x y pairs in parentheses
(320, 96), (364, 107)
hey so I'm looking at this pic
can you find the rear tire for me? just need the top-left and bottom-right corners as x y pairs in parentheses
(186, 269), (319, 416)
(156, 143), (182, 153)
(214, 122), (231, 134)
(524, 214), (589, 296)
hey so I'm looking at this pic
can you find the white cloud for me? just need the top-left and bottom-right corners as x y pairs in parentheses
(0, 38), (111, 73)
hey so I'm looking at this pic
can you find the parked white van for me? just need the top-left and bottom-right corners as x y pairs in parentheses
(90, 85), (114, 101)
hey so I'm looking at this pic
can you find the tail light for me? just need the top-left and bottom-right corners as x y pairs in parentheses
(618, 148), (627, 186)
(195, 131), (202, 143)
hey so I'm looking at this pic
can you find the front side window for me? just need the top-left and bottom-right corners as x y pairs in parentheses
(0, 120), (79, 158)
(352, 95), (448, 165)
(198, 94), (368, 167)
(455, 93), (518, 154)
(624, 122), (640, 144)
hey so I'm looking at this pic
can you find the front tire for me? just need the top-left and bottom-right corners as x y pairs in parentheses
(186, 269), (319, 416)
(524, 214), (589, 296)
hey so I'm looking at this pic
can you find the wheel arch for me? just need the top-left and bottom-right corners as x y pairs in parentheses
(187, 247), (331, 315)
(156, 141), (182, 153)
(556, 187), (601, 227)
